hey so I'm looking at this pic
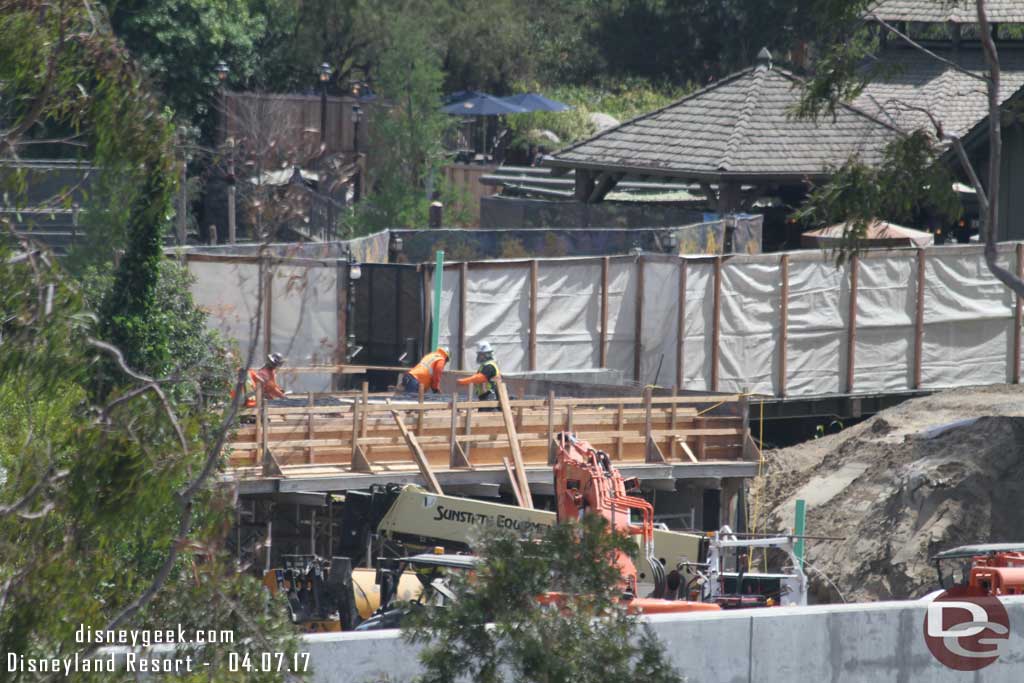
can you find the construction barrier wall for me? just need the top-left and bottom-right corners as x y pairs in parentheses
(184, 242), (1024, 398)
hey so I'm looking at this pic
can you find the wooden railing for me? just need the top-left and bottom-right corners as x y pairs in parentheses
(226, 380), (755, 495)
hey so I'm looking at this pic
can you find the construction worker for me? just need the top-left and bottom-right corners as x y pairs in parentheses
(233, 352), (287, 407)
(458, 341), (500, 401)
(402, 347), (449, 394)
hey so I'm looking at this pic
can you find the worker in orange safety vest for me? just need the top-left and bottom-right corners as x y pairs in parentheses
(457, 341), (500, 401)
(402, 347), (449, 394)
(232, 352), (288, 407)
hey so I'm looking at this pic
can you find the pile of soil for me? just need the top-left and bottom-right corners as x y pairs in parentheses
(754, 386), (1024, 603)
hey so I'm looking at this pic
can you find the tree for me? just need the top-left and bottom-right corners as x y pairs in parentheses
(797, 0), (1024, 296)
(104, 0), (268, 134)
(404, 516), (682, 683)
(1, 4), (298, 680)
(345, 9), (457, 233)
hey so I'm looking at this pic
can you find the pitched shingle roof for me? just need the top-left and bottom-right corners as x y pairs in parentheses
(546, 59), (902, 181)
(854, 47), (1024, 138)
(869, 0), (1024, 24)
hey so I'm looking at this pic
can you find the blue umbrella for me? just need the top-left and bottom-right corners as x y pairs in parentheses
(442, 92), (527, 116)
(501, 92), (572, 113)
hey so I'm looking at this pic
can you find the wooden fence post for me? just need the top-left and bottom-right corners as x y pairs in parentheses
(778, 254), (789, 398)
(846, 255), (859, 394)
(914, 249), (926, 389)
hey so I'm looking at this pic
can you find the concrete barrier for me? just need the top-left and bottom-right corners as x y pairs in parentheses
(303, 597), (1024, 682)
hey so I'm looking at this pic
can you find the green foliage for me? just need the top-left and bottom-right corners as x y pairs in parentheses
(80, 260), (233, 407)
(0, 249), (299, 682)
(104, 0), (268, 133)
(404, 515), (682, 683)
(794, 131), (962, 264)
(343, 9), (455, 234)
(505, 80), (690, 150)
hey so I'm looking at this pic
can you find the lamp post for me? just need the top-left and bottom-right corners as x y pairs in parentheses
(352, 104), (362, 202)
(215, 60), (234, 244)
(319, 62), (332, 147)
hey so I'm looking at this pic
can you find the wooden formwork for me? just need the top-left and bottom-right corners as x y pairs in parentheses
(226, 382), (754, 486)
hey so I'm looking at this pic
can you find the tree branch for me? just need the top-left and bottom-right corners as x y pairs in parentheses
(866, 13), (987, 83)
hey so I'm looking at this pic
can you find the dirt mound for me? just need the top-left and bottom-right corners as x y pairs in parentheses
(755, 386), (1024, 603)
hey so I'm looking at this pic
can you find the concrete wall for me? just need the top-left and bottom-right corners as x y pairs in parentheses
(302, 597), (1024, 683)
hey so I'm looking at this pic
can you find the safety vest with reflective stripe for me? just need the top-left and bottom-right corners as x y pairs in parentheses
(476, 359), (501, 397)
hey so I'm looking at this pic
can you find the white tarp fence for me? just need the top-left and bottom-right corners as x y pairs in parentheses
(187, 243), (1024, 398)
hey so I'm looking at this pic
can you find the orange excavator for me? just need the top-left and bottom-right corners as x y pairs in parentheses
(548, 431), (719, 615)
(932, 543), (1024, 597)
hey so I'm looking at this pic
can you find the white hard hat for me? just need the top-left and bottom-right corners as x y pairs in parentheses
(476, 341), (493, 354)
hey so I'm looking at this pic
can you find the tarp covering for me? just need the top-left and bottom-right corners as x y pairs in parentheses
(186, 242), (1024, 399)
(802, 220), (934, 249)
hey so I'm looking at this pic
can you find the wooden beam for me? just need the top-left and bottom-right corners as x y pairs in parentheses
(547, 390), (556, 465)
(669, 386), (678, 460)
(573, 170), (594, 202)
(778, 254), (789, 398)
(450, 395), (471, 468)
(391, 410), (443, 494)
(1016, 243), (1023, 384)
(600, 256), (609, 368)
(846, 255), (859, 394)
(634, 256), (644, 382)
(914, 248), (926, 389)
(529, 259), (538, 371)
(588, 171), (621, 203)
(350, 391), (374, 472)
(644, 386), (665, 463)
(711, 256), (722, 391)
(680, 440), (699, 463)
(676, 259), (687, 389)
(458, 262), (468, 371)
(502, 457), (526, 507)
(496, 381), (533, 508)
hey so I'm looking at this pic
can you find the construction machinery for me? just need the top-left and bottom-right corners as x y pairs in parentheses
(341, 482), (709, 593)
(931, 543), (1024, 597)
(690, 526), (808, 608)
(549, 431), (719, 614)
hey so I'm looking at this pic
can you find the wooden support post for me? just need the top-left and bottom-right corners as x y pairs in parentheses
(739, 395), (752, 461)
(846, 255), (859, 394)
(417, 384), (425, 433)
(306, 391), (315, 464)
(669, 386), (679, 460)
(600, 256), (609, 369)
(350, 393), (373, 472)
(644, 386), (665, 463)
(634, 256), (644, 382)
(463, 385), (474, 462)
(458, 262), (468, 371)
(566, 404), (575, 434)
(676, 260), (687, 389)
(496, 381), (533, 508)
(503, 457), (526, 508)
(529, 259), (538, 371)
(778, 254), (789, 398)
(360, 382), (369, 438)
(392, 411), (443, 494)
(450, 395), (470, 468)
(616, 403), (624, 459)
(1016, 243), (1023, 384)
(547, 390), (557, 465)
(914, 248), (926, 389)
(711, 256), (722, 391)
(254, 384), (264, 466)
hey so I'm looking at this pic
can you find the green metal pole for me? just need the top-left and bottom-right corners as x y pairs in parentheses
(431, 250), (444, 350)
(793, 498), (806, 569)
